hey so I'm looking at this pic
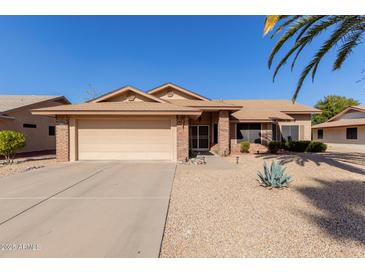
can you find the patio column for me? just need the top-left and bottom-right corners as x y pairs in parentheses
(176, 115), (189, 162)
(218, 110), (230, 156)
(56, 115), (69, 162)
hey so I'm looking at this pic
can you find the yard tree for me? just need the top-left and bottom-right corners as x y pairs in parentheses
(311, 95), (360, 125)
(264, 15), (365, 101)
(0, 130), (26, 164)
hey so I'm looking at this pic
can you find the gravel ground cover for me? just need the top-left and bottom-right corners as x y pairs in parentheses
(0, 158), (56, 178)
(160, 152), (365, 257)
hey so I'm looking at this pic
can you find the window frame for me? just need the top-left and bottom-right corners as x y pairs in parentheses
(317, 129), (323, 139)
(236, 123), (262, 144)
(281, 125), (299, 142)
(346, 127), (357, 140)
(213, 123), (218, 144)
(23, 123), (37, 129)
(48, 126), (55, 136)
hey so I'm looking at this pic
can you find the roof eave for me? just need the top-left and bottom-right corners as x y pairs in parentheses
(31, 110), (202, 116)
(1, 96), (70, 114)
(282, 110), (321, 114)
(312, 123), (365, 129)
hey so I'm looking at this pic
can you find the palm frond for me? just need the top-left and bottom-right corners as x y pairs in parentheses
(292, 17), (364, 101)
(264, 16), (282, 35)
(310, 16), (365, 81)
(268, 15), (327, 69)
(295, 16), (325, 42)
(333, 27), (364, 70)
(270, 16), (302, 38)
(272, 16), (344, 81)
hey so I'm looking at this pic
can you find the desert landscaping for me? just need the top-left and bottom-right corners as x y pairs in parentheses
(0, 157), (56, 178)
(160, 152), (365, 257)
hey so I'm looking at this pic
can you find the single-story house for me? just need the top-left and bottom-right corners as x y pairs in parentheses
(312, 105), (365, 150)
(31, 83), (320, 161)
(0, 95), (70, 153)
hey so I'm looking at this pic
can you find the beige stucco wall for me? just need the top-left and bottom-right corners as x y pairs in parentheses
(0, 100), (65, 153)
(312, 126), (365, 145)
(278, 114), (312, 141)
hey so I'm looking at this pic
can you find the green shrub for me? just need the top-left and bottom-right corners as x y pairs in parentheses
(257, 160), (293, 189)
(268, 141), (282, 154)
(306, 141), (327, 152)
(286, 141), (311, 152)
(0, 130), (26, 164)
(240, 141), (250, 153)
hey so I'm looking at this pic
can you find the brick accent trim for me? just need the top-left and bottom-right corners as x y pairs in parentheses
(218, 110), (230, 156)
(176, 115), (189, 161)
(56, 116), (69, 162)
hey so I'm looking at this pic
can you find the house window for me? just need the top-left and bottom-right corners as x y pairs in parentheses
(236, 123), (261, 144)
(281, 125), (299, 142)
(213, 124), (218, 144)
(317, 129), (323, 139)
(49, 126), (55, 136)
(272, 123), (277, 141)
(346, 127), (357, 139)
(23, 123), (37, 128)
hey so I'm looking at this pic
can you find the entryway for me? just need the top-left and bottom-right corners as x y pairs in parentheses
(189, 125), (209, 151)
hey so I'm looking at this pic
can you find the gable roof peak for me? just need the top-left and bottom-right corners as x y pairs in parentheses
(88, 85), (165, 103)
(147, 82), (210, 101)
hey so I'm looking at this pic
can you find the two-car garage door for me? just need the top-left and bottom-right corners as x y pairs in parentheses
(77, 118), (174, 161)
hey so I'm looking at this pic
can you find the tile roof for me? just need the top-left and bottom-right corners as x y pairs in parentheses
(312, 118), (365, 128)
(220, 99), (320, 113)
(231, 108), (294, 121)
(165, 99), (241, 110)
(32, 101), (202, 115)
(0, 95), (66, 113)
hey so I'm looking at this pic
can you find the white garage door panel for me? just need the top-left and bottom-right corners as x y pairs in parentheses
(78, 119), (173, 160)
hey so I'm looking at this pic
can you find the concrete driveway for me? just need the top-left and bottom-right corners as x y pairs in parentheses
(0, 161), (175, 258)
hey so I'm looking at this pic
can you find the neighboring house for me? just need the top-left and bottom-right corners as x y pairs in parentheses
(0, 95), (70, 153)
(31, 83), (320, 162)
(312, 105), (365, 150)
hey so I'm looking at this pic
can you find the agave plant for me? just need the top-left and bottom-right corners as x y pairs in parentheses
(257, 160), (292, 188)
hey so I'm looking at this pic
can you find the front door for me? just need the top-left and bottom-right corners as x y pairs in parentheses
(189, 125), (209, 151)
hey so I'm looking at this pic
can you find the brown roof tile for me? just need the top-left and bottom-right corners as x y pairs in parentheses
(0, 95), (69, 113)
(312, 118), (365, 128)
(231, 108), (294, 121)
(220, 99), (320, 113)
(32, 101), (201, 115)
(165, 99), (241, 110)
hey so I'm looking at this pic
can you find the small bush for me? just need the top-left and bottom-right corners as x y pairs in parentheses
(240, 141), (250, 153)
(286, 141), (311, 152)
(0, 130), (26, 164)
(257, 160), (293, 189)
(306, 141), (327, 152)
(268, 141), (282, 154)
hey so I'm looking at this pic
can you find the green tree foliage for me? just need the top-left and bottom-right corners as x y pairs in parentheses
(312, 95), (360, 125)
(264, 16), (365, 101)
(0, 130), (26, 164)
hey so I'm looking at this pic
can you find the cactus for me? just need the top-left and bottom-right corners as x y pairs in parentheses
(257, 160), (292, 188)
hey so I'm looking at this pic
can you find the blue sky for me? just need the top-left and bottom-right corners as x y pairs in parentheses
(0, 15), (364, 106)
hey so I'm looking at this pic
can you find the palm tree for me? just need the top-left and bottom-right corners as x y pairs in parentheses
(264, 15), (365, 101)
